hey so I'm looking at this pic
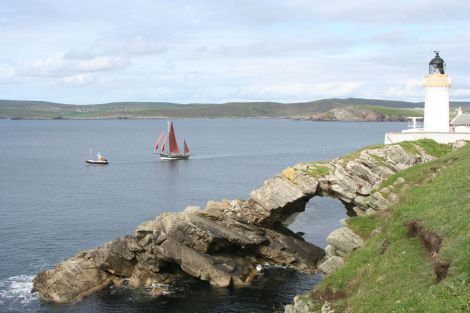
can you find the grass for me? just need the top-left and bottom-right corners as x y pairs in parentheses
(398, 139), (453, 158)
(0, 99), (449, 120)
(340, 144), (384, 163)
(309, 143), (470, 312)
(303, 163), (330, 177)
(365, 105), (424, 117)
(374, 140), (454, 192)
(346, 216), (381, 239)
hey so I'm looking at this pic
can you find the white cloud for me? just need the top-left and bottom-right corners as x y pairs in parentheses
(18, 54), (130, 78)
(385, 80), (424, 100)
(1, 1), (470, 102)
(61, 74), (93, 85)
(75, 56), (129, 72)
(452, 88), (470, 99)
(125, 37), (168, 56)
(244, 82), (363, 100)
(0, 65), (16, 83)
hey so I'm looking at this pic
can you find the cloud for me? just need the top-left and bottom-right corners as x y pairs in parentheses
(0, 65), (16, 84)
(18, 54), (130, 78)
(64, 37), (168, 60)
(125, 37), (168, 56)
(1, 1), (470, 103)
(244, 82), (363, 101)
(61, 74), (93, 85)
(75, 56), (129, 72)
(452, 88), (470, 100)
(384, 80), (424, 100)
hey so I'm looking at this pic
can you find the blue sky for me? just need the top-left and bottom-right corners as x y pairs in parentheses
(1, 0), (469, 104)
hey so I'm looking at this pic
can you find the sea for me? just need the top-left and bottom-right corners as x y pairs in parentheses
(0, 119), (404, 313)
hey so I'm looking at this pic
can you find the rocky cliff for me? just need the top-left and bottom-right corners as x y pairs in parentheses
(300, 106), (416, 122)
(33, 140), (446, 304)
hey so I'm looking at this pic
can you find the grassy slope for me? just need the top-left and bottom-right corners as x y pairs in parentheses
(365, 105), (424, 117)
(1, 98), (468, 119)
(0, 98), (426, 119)
(308, 142), (470, 312)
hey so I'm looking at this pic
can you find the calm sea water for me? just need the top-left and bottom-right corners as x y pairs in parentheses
(0, 119), (404, 313)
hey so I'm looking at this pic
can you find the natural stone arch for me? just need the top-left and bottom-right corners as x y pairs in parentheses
(287, 196), (349, 248)
(32, 142), (440, 303)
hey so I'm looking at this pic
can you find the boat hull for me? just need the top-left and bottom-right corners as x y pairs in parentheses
(85, 160), (109, 165)
(160, 153), (190, 160)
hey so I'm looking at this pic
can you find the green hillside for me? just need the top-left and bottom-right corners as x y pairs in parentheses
(303, 142), (470, 312)
(0, 98), (469, 120)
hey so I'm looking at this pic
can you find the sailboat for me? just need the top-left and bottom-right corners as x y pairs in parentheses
(153, 121), (190, 160)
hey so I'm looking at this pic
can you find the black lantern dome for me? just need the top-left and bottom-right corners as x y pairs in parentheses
(429, 51), (445, 74)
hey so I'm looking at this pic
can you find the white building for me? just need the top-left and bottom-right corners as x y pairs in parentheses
(450, 107), (470, 132)
(385, 52), (470, 144)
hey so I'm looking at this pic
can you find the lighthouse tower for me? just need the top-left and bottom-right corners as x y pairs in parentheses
(423, 51), (451, 132)
(385, 52), (470, 144)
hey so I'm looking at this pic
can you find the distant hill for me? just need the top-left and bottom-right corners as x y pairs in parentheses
(0, 98), (469, 120)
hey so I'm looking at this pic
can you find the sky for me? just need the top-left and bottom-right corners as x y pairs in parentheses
(0, 0), (470, 104)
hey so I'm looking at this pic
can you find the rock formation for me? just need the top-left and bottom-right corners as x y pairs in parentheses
(33, 142), (440, 304)
(302, 106), (408, 122)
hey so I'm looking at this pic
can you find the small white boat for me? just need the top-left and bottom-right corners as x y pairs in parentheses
(153, 121), (190, 160)
(86, 152), (108, 165)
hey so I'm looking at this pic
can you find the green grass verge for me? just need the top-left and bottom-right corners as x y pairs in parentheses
(310, 143), (470, 312)
(398, 139), (453, 157)
(365, 105), (424, 117)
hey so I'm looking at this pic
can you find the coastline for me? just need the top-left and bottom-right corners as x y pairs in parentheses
(32, 139), (456, 306)
(2, 116), (406, 121)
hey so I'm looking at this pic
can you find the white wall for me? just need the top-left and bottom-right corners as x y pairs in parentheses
(454, 126), (470, 133)
(424, 87), (450, 132)
(384, 132), (470, 144)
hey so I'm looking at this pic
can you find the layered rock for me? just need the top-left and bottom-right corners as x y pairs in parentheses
(33, 142), (440, 304)
(319, 227), (363, 274)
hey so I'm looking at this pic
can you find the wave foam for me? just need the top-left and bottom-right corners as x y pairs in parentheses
(0, 275), (38, 310)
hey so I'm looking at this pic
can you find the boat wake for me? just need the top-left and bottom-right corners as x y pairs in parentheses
(0, 275), (39, 312)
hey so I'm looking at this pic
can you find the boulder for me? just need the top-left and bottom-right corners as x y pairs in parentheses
(32, 250), (113, 303)
(326, 227), (363, 255)
(250, 176), (308, 225)
(318, 256), (345, 275)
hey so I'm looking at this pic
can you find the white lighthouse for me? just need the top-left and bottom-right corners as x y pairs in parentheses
(423, 51), (451, 132)
(384, 52), (470, 144)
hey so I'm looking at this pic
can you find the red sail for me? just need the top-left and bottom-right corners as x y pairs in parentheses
(153, 132), (165, 151)
(184, 140), (190, 154)
(168, 121), (181, 153)
(160, 134), (167, 153)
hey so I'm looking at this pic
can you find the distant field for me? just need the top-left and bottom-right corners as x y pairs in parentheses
(0, 98), (468, 120)
(365, 105), (424, 117)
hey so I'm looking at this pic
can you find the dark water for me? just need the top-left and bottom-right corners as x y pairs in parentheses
(0, 119), (404, 313)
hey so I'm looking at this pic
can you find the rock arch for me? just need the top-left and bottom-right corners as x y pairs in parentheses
(33, 143), (437, 303)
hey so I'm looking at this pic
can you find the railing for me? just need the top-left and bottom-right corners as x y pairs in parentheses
(407, 117), (423, 129)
